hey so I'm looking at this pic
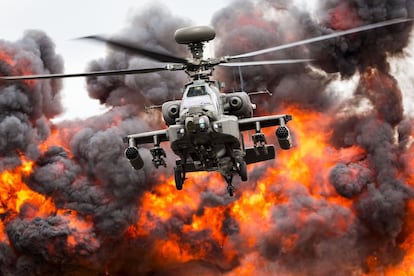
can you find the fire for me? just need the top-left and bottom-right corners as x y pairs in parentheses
(128, 174), (233, 266)
(40, 126), (75, 154)
(277, 107), (362, 207)
(125, 106), (365, 273)
(63, 210), (99, 254)
(0, 158), (55, 218)
(0, 51), (14, 67)
(0, 157), (53, 247)
(329, 1), (363, 30)
(0, 47), (36, 87)
(0, 153), (100, 261)
(382, 140), (414, 275)
(0, 220), (6, 243)
(1, 69), (412, 276)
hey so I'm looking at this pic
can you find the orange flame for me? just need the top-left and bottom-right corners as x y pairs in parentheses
(0, 51), (15, 67)
(0, 157), (56, 219)
(329, 1), (363, 30)
(0, 49), (36, 87)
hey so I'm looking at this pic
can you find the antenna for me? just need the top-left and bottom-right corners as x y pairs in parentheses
(237, 66), (272, 96)
(248, 89), (273, 96)
(144, 105), (162, 112)
(238, 66), (245, 92)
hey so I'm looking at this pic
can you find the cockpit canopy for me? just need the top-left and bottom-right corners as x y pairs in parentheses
(186, 85), (208, 97)
(180, 82), (221, 118)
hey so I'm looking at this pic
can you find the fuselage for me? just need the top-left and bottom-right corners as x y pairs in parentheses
(123, 78), (292, 195)
(163, 80), (252, 173)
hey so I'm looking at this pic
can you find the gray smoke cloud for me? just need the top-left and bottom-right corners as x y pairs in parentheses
(0, 0), (414, 275)
(86, 4), (191, 108)
(0, 30), (63, 169)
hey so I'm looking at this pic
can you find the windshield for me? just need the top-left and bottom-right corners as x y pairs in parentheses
(186, 86), (207, 97)
(181, 95), (212, 109)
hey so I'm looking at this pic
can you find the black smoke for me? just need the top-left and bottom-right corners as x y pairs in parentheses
(0, 30), (63, 168)
(0, 0), (413, 275)
(86, 5), (191, 108)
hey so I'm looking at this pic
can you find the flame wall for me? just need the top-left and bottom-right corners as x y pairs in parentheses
(0, 1), (414, 275)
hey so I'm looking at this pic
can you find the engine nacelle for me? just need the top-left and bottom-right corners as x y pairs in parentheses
(125, 146), (144, 170)
(276, 126), (292, 150)
(229, 96), (243, 110)
(162, 100), (181, 125)
(224, 92), (253, 118)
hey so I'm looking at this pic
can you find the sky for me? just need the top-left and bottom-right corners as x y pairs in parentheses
(0, 0), (230, 120)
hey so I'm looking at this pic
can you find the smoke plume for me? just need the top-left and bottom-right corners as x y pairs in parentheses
(0, 0), (414, 275)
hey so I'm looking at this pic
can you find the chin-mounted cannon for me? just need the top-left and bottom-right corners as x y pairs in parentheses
(185, 114), (211, 133)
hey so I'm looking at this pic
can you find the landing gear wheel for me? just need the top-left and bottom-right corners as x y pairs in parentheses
(224, 174), (235, 197)
(238, 160), (248, 182)
(174, 166), (184, 190)
(227, 185), (234, 197)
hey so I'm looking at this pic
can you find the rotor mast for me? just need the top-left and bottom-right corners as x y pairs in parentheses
(187, 42), (205, 60)
(174, 26), (218, 80)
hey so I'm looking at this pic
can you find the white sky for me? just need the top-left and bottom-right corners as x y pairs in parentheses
(0, 0), (229, 120)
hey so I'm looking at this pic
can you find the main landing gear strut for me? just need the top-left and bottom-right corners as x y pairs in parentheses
(225, 174), (235, 197)
(174, 159), (186, 191)
(224, 155), (248, 197)
(173, 152), (247, 197)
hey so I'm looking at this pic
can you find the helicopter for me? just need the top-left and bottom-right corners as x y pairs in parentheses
(0, 18), (409, 196)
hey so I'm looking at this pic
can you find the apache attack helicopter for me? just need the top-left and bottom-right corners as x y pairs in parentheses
(0, 19), (409, 196)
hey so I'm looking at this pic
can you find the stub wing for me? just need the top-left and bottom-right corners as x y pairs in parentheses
(238, 114), (292, 131)
(123, 129), (168, 171)
(239, 114), (293, 163)
(124, 129), (168, 145)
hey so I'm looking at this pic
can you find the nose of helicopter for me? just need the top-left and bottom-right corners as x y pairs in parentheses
(185, 115), (210, 133)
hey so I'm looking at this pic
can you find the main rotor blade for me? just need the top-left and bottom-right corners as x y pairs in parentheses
(81, 35), (188, 64)
(0, 67), (169, 81)
(229, 18), (411, 60)
(220, 59), (313, 67)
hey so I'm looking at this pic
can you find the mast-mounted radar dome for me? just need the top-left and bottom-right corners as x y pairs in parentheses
(174, 26), (216, 44)
(174, 26), (216, 60)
